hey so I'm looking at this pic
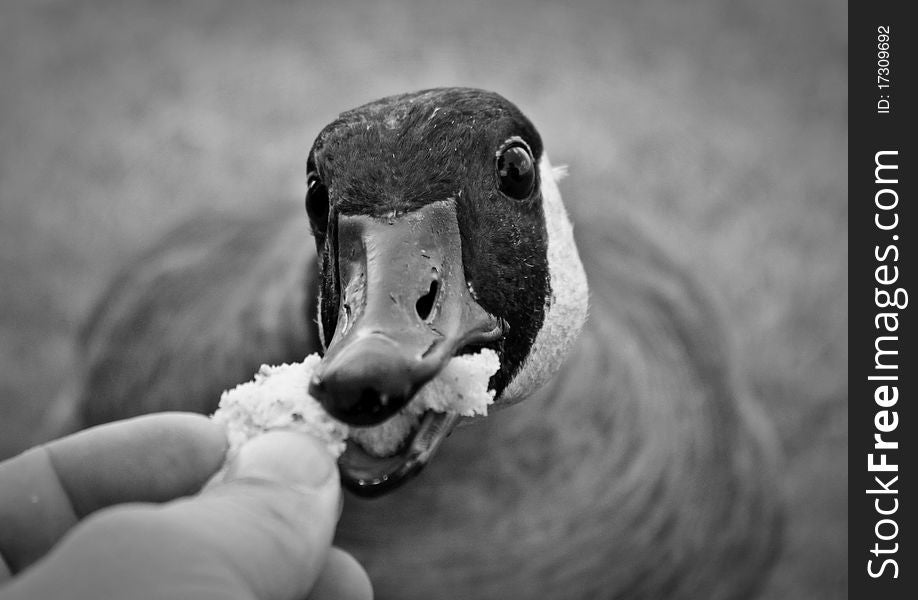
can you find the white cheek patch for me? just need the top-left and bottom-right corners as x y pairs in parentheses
(499, 154), (590, 406)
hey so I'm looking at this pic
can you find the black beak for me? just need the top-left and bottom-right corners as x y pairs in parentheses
(308, 200), (503, 495)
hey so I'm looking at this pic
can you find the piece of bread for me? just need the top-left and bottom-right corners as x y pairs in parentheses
(211, 354), (349, 459)
(210, 349), (500, 466)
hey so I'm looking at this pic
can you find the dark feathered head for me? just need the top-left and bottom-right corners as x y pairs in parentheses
(304, 88), (588, 494)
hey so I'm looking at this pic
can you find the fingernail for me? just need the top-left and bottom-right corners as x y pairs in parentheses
(226, 431), (336, 490)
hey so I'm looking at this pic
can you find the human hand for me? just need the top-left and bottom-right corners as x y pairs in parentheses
(0, 413), (372, 600)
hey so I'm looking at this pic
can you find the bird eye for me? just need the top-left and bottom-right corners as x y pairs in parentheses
(305, 174), (329, 235)
(496, 143), (536, 200)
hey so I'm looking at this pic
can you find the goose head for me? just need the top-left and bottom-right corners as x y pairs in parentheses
(304, 88), (588, 494)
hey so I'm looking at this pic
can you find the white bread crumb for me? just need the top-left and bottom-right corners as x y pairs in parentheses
(211, 354), (349, 459)
(211, 349), (500, 465)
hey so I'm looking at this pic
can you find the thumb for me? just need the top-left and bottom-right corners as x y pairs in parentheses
(182, 430), (343, 599)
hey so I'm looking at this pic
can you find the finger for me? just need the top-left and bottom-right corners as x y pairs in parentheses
(308, 547), (374, 600)
(171, 431), (343, 600)
(0, 413), (226, 576)
(49, 412), (228, 514)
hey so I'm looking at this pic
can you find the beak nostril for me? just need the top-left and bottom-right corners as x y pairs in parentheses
(415, 278), (439, 321)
